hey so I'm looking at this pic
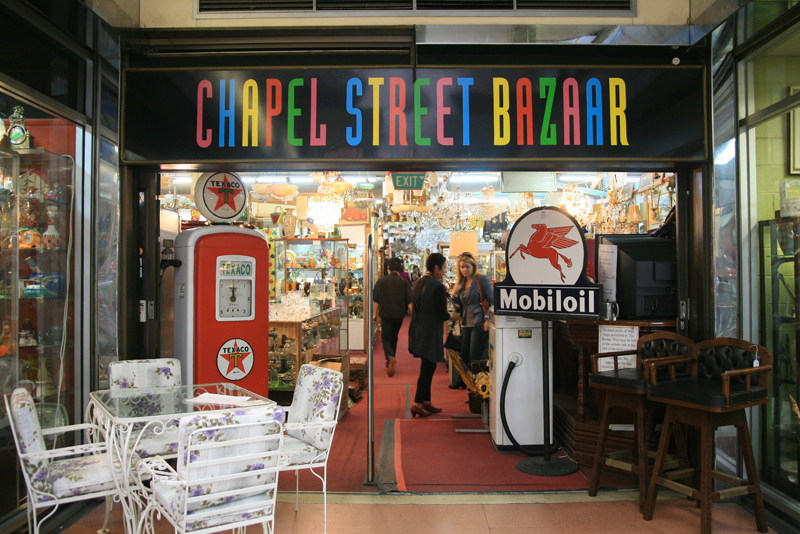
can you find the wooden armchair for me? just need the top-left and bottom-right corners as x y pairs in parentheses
(643, 338), (772, 534)
(587, 331), (694, 512)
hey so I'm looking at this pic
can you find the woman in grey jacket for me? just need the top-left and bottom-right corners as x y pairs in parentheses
(450, 252), (494, 389)
(408, 252), (460, 417)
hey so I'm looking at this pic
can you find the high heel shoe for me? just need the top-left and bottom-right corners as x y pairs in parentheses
(422, 402), (442, 413)
(410, 405), (432, 418)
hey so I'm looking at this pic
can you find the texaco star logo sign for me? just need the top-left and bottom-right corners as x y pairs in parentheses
(216, 338), (253, 381)
(194, 172), (248, 223)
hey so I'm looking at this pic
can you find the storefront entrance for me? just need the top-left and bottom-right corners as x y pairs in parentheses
(117, 164), (697, 495)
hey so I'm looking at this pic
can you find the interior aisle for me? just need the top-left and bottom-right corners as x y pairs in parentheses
(278, 319), (635, 495)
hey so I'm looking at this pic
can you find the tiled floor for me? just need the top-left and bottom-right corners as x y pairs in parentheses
(62, 491), (777, 534)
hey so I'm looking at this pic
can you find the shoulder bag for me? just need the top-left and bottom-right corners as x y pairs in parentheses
(478, 275), (490, 316)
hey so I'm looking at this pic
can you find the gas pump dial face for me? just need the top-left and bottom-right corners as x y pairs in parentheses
(218, 279), (253, 318)
(215, 255), (256, 321)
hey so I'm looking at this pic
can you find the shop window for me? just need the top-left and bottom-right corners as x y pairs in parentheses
(0, 5), (85, 113)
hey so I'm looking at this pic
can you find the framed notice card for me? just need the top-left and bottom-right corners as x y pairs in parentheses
(597, 325), (640, 371)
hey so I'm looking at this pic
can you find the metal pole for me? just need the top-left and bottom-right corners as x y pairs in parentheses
(365, 232), (375, 484)
(542, 319), (551, 462)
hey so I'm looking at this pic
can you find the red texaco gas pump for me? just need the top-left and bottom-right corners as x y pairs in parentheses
(173, 172), (270, 396)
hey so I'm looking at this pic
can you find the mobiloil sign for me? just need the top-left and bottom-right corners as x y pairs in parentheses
(494, 206), (602, 321)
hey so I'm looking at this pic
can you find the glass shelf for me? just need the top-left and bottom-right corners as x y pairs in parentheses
(271, 238), (350, 384)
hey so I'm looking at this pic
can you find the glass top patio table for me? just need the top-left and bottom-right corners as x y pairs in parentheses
(89, 382), (275, 422)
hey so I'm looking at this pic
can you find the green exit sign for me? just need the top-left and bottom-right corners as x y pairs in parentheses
(391, 173), (426, 190)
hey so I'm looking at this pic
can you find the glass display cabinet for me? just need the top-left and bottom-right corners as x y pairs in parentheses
(347, 243), (365, 350)
(273, 237), (349, 349)
(268, 307), (342, 392)
(0, 147), (75, 465)
(758, 218), (800, 500)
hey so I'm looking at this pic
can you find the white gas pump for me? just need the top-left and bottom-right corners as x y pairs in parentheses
(488, 313), (553, 452)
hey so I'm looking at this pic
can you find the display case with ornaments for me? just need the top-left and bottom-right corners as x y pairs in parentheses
(0, 147), (74, 417)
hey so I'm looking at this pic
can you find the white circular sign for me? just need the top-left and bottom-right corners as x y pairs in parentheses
(507, 207), (584, 286)
(216, 338), (254, 381)
(194, 172), (248, 223)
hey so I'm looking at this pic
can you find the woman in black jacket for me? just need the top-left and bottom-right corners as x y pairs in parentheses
(408, 252), (460, 417)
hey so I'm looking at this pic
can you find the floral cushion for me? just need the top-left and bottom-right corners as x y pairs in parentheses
(134, 431), (180, 459)
(164, 405), (285, 514)
(105, 388), (181, 457)
(9, 388), (45, 454)
(9, 388), (50, 494)
(108, 358), (181, 390)
(151, 489), (274, 532)
(281, 435), (324, 466)
(286, 365), (343, 450)
(8, 388), (117, 504)
(49, 454), (117, 501)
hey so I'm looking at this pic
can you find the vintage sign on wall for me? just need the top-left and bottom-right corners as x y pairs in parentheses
(494, 206), (602, 320)
(121, 66), (706, 165)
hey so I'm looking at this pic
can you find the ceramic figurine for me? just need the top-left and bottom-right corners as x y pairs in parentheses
(43, 205), (61, 250)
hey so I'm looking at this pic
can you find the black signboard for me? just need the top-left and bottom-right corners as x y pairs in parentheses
(121, 66), (706, 164)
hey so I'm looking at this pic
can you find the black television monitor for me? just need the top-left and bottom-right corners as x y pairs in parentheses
(595, 234), (677, 320)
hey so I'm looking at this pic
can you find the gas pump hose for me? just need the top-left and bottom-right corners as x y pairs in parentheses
(499, 355), (558, 457)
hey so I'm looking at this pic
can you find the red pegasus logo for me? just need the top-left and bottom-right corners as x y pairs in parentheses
(510, 224), (578, 282)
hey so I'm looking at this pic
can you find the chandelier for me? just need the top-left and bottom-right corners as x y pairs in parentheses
(470, 185), (506, 220)
(267, 182), (299, 201)
(428, 185), (473, 231)
(559, 184), (592, 227)
(308, 177), (345, 232)
(507, 192), (540, 226)
(329, 175), (353, 195)
(593, 187), (642, 234)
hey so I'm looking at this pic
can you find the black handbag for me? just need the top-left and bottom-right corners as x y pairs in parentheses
(444, 331), (462, 351)
(444, 319), (462, 351)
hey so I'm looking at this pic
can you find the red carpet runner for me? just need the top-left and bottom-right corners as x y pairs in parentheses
(394, 417), (633, 492)
(277, 318), (636, 494)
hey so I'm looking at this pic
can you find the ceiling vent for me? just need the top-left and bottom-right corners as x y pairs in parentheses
(197, 0), (631, 13)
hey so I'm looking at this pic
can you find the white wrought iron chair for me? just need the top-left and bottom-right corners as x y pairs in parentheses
(6, 388), (130, 534)
(137, 404), (286, 534)
(103, 358), (183, 458)
(279, 364), (344, 534)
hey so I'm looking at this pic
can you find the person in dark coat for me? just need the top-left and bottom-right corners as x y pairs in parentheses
(373, 257), (413, 377)
(408, 252), (460, 417)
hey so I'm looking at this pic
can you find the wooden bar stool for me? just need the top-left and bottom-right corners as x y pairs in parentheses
(643, 338), (772, 534)
(588, 331), (694, 513)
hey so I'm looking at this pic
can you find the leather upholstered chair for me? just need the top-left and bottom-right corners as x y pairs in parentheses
(587, 331), (694, 513)
(643, 338), (772, 534)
